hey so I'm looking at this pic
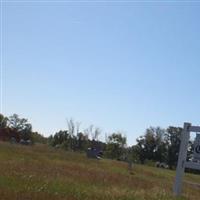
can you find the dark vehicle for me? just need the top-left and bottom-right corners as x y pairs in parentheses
(86, 147), (103, 159)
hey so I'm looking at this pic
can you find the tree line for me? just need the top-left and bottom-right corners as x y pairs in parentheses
(0, 113), (46, 143)
(48, 120), (189, 169)
(0, 113), (194, 169)
(48, 119), (127, 161)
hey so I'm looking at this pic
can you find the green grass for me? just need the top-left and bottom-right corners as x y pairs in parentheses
(0, 142), (199, 200)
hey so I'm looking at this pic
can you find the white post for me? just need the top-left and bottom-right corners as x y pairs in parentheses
(173, 122), (191, 196)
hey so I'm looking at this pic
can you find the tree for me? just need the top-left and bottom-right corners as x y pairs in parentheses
(49, 130), (70, 148)
(32, 132), (47, 144)
(134, 127), (167, 163)
(76, 121), (81, 135)
(67, 118), (75, 136)
(106, 132), (127, 160)
(0, 114), (8, 129)
(166, 126), (182, 169)
(77, 132), (89, 151)
(94, 127), (101, 141)
(84, 125), (97, 140)
(150, 127), (167, 162)
(8, 114), (32, 140)
(88, 125), (94, 140)
(134, 136), (146, 164)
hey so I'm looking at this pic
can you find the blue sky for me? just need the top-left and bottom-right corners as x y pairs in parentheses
(2, 1), (200, 145)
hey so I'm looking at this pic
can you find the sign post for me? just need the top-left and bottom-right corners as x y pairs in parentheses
(173, 122), (200, 196)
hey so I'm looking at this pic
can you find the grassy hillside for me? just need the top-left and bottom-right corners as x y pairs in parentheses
(0, 142), (199, 200)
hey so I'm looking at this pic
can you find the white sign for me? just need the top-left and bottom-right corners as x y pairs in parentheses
(173, 123), (200, 196)
(193, 134), (200, 160)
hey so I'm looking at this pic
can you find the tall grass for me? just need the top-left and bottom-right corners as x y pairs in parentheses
(0, 142), (199, 200)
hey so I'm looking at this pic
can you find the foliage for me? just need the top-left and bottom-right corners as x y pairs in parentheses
(32, 132), (48, 144)
(165, 126), (182, 169)
(133, 127), (166, 164)
(8, 114), (32, 140)
(105, 133), (127, 160)
(0, 113), (196, 169)
(0, 113), (46, 144)
(0, 114), (8, 129)
(133, 126), (188, 169)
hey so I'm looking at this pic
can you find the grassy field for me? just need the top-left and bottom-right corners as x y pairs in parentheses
(0, 142), (200, 200)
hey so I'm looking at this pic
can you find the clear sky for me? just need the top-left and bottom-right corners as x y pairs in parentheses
(1, 1), (200, 145)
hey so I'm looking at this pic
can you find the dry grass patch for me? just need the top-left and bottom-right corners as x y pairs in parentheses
(0, 142), (200, 200)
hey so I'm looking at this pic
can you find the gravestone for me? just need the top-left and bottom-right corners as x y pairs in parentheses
(10, 137), (17, 144)
(128, 161), (133, 171)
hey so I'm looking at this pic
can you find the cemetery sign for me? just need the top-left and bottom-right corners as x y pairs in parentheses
(173, 123), (200, 196)
(193, 134), (200, 160)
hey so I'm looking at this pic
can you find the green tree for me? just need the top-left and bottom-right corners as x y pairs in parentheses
(134, 136), (146, 164)
(77, 132), (89, 151)
(134, 127), (167, 163)
(8, 114), (32, 140)
(32, 132), (47, 144)
(0, 114), (8, 129)
(166, 126), (182, 169)
(151, 127), (167, 162)
(49, 130), (70, 147)
(106, 132), (127, 160)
